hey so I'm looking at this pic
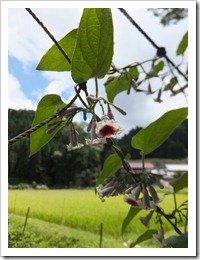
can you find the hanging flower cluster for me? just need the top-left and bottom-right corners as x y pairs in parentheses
(96, 171), (137, 202)
(61, 94), (125, 151)
(96, 170), (164, 210)
(124, 184), (163, 210)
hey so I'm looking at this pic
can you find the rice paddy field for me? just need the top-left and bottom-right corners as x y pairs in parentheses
(8, 189), (187, 248)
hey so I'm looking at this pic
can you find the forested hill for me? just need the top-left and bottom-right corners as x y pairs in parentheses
(8, 109), (188, 187)
(118, 119), (188, 160)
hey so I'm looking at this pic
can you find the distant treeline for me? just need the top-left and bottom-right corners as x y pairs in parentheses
(8, 109), (188, 187)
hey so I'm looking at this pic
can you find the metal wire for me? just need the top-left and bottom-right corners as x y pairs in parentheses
(118, 8), (188, 82)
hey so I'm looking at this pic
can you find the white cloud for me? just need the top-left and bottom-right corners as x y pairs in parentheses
(31, 71), (75, 102)
(8, 73), (36, 110)
(8, 8), (82, 68)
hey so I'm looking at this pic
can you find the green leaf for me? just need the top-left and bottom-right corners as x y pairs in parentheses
(71, 8), (114, 83)
(132, 107), (188, 155)
(37, 29), (77, 71)
(130, 229), (157, 248)
(121, 207), (142, 236)
(105, 67), (138, 102)
(176, 32), (188, 56)
(105, 75), (128, 103)
(153, 61), (165, 74)
(30, 95), (67, 156)
(96, 154), (122, 185)
(171, 173), (188, 193)
(129, 66), (139, 80)
(146, 60), (165, 79)
(165, 232), (188, 248)
(164, 77), (178, 91)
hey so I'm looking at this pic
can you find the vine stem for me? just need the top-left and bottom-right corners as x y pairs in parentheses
(173, 192), (177, 210)
(155, 206), (182, 235)
(8, 87), (81, 146)
(142, 153), (145, 173)
(25, 8), (71, 64)
(106, 138), (138, 184)
(95, 77), (99, 98)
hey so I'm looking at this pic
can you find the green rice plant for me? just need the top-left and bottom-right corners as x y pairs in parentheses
(8, 189), (187, 238)
(9, 213), (124, 248)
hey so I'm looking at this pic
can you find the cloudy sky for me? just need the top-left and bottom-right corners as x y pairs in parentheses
(7, 4), (189, 134)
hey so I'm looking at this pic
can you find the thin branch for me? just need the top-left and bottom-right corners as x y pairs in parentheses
(155, 206), (182, 235)
(74, 85), (90, 109)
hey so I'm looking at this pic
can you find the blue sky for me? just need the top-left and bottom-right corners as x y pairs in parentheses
(7, 6), (190, 132)
(8, 56), (48, 100)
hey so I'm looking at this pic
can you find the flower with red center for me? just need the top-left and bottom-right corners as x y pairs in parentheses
(95, 118), (123, 138)
(125, 198), (140, 207)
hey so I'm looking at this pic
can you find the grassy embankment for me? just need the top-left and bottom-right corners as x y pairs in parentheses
(8, 189), (187, 248)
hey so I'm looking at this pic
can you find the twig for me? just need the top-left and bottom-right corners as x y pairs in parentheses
(99, 223), (103, 248)
(22, 207), (30, 236)
(155, 206), (182, 235)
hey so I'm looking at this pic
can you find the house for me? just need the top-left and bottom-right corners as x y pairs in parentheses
(129, 161), (154, 171)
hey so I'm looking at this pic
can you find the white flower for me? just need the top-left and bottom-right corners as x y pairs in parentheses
(85, 138), (106, 145)
(96, 185), (116, 202)
(124, 187), (159, 210)
(124, 194), (142, 208)
(95, 117), (123, 138)
(66, 143), (84, 151)
(85, 120), (107, 146)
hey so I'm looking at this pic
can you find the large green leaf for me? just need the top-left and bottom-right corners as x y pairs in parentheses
(165, 232), (188, 248)
(172, 173), (188, 193)
(30, 95), (67, 156)
(176, 32), (188, 56)
(71, 8), (114, 83)
(132, 107), (188, 155)
(96, 154), (122, 186)
(37, 29), (77, 71)
(130, 229), (157, 248)
(121, 207), (142, 236)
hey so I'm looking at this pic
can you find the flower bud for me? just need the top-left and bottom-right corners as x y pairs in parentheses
(140, 211), (153, 228)
(107, 110), (115, 120)
(142, 187), (150, 209)
(148, 185), (160, 204)
(46, 121), (61, 134)
(153, 229), (166, 247)
(113, 105), (127, 115)
(86, 94), (97, 104)
(132, 186), (141, 200)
